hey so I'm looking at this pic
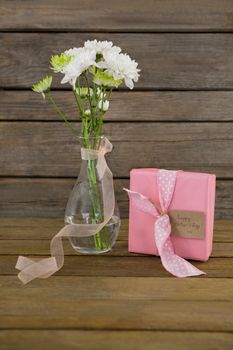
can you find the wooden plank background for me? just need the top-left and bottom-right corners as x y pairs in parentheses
(0, 1), (233, 219)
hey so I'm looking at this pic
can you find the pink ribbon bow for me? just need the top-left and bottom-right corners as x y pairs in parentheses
(125, 169), (205, 277)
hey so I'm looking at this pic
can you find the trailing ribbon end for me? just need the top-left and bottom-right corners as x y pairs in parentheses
(16, 256), (58, 285)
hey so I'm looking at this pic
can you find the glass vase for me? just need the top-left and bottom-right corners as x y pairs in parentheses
(65, 136), (121, 254)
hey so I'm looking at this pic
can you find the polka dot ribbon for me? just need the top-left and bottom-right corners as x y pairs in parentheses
(124, 169), (205, 277)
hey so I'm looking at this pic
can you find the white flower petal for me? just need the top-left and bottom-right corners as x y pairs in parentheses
(61, 75), (70, 84)
(124, 77), (134, 89)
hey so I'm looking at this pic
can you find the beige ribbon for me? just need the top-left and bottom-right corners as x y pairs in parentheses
(16, 137), (115, 284)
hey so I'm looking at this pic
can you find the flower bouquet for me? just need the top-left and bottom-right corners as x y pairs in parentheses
(32, 40), (140, 254)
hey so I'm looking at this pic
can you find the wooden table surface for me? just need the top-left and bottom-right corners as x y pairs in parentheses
(0, 218), (233, 349)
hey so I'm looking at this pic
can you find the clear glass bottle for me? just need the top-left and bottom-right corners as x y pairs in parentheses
(65, 136), (121, 254)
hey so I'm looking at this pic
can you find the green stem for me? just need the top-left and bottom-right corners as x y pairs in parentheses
(47, 92), (78, 137)
(73, 90), (88, 138)
(73, 90), (83, 116)
(73, 79), (110, 251)
(86, 159), (105, 250)
(48, 79), (110, 251)
(85, 135), (110, 251)
(97, 86), (106, 138)
(84, 72), (95, 131)
(107, 88), (112, 101)
(92, 84), (101, 120)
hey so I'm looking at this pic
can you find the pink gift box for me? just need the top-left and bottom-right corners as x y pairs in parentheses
(128, 169), (216, 261)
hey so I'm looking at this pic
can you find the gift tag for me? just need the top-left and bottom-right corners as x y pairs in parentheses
(169, 210), (205, 239)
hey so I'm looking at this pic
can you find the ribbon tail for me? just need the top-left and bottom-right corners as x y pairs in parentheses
(160, 248), (206, 278)
(155, 216), (205, 278)
(16, 256), (58, 285)
(15, 225), (69, 284)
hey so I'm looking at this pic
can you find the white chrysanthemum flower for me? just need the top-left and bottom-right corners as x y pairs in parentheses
(98, 100), (109, 112)
(103, 52), (140, 89)
(32, 76), (52, 99)
(61, 48), (96, 88)
(84, 40), (120, 56)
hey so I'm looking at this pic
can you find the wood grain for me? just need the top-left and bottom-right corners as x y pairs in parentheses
(0, 218), (232, 242)
(2, 33), (233, 89)
(0, 178), (232, 219)
(2, 276), (233, 300)
(0, 296), (232, 330)
(0, 330), (232, 350)
(1, 218), (232, 345)
(0, 239), (232, 258)
(1, 0), (233, 32)
(1, 122), (233, 177)
(3, 90), (233, 121)
(1, 255), (233, 278)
